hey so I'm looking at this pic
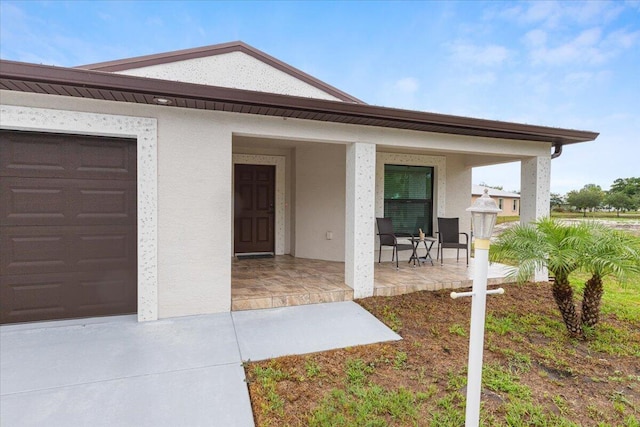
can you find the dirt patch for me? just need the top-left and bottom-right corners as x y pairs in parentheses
(245, 282), (640, 426)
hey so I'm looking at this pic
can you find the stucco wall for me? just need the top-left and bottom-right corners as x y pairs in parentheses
(1, 89), (555, 317)
(0, 92), (232, 319)
(294, 144), (346, 261)
(471, 195), (520, 216)
(442, 155), (473, 258)
(155, 111), (232, 318)
(116, 51), (342, 102)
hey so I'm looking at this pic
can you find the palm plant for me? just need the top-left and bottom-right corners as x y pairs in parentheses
(577, 223), (640, 328)
(490, 218), (589, 338)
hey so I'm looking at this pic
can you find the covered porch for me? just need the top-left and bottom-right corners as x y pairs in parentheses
(232, 129), (554, 305)
(231, 255), (512, 310)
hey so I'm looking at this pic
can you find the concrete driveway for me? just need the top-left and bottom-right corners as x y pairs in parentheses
(1, 301), (400, 426)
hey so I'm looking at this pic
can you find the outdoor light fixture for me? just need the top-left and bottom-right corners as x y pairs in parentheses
(451, 189), (504, 427)
(152, 97), (172, 105)
(467, 189), (502, 240)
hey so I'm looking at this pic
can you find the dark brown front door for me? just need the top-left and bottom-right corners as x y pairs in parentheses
(0, 130), (137, 324)
(234, 164), (275, 254)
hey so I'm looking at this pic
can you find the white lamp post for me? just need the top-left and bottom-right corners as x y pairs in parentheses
(450, 189), (503, 427)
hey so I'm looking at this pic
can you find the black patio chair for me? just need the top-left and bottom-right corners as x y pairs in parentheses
(436, 217), (469, 265)
(376, 217), (414, 269)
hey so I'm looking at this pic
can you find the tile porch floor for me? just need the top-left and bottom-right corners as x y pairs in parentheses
(231, 255), (512, 311)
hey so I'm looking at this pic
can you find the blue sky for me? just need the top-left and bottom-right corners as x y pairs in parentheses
(1, 1), (638, 195)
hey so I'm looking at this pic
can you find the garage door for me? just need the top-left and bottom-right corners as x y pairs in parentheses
(1, 130), (137, 324)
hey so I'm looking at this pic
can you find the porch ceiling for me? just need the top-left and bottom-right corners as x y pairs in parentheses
(1, 59), (599, 147)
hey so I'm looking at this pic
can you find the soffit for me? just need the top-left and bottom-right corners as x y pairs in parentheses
(0, 59), (599, 147)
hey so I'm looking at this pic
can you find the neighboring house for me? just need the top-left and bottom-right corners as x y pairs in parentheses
(472, 185), (521, 216)
(0, 41), (599, 324)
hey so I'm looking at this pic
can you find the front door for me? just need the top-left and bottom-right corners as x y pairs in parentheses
(234, 164), (275, 254)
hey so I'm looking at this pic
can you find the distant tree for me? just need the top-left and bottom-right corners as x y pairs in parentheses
(566, 184), (604, 217)
(479, 182), (504, 190)
(609, 177), (640, 199)
(604, 192), (633, 216)
(550, 193), (565, 210)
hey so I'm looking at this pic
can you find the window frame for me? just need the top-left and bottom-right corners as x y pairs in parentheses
(383, 164), (435, 236)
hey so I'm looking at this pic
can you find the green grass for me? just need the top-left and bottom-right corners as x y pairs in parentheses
(496, 215), (520, 224)
(252, 364), (290, 417)
(448, 323), (468, 337)
(486, 313), (525, 335)
(429, 392), (465, 426)
(393, 351), (408, 370)
(380, 305), (403, 332)
(496, 213), (640, 225)
(600, 279), (640, 324)
(344, 358), (374, 387)
(483, 363), (531, 400)
(551, 211), (640, 220)
(588, 323), (640, 357)
(308, 359), (427, 426)
(570, 269), (640, 325)
(305, 358), (322, 378)
(308, 386), (424, 427)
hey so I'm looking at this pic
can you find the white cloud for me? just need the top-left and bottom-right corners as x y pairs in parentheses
(464, 72), (496, 85)
(525, 26), (640, 66)
(563, 70), (610, 87)
(536, 28), (604, 65)
(522, 1), (564, 28)
(603, 28), (640, 50)
(524, 29), (547, 47)
(500, 1), (624, 28)
(375, 77), (422, 110)
(572, 1), (625, 25)
(448, 41), (510, 66)
(393, 77), (420, 94)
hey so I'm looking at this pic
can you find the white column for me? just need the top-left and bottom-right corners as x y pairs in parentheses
(345, 142), (376, 298)
(520, 155), (551, 281)
(520, 156), (551, 224)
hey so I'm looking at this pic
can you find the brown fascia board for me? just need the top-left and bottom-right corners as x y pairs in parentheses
(76, 41), (364, 104)
(0, 59), (599, 146)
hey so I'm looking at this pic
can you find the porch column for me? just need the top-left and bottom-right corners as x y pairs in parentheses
(345, 142), (376, 298)
(520, 155), (551, 281)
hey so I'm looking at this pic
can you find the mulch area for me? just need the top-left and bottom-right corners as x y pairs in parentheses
(245, 282), (640, 426)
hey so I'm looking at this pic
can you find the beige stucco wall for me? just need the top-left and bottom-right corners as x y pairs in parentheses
(294, 144), (346, 261)
(471, 195), (520, 216)
(116, 51), (343, 102)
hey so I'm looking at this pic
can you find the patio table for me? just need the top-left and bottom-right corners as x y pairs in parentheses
(409, 237), (436, 266)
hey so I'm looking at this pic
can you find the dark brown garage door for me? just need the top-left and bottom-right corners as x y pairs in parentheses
(1, 130), (137, 324)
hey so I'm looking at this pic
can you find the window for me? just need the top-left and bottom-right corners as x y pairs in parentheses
(513, 199), (518, 212)
(498, 198), (504, 210)
(384, 164), (434, 235)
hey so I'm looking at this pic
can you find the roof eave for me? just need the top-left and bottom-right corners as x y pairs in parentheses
(0, 59), (599, 146)
(76, 41), (365, 104)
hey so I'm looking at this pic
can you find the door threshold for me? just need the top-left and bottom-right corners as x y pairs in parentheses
(235, 252), (275, 260)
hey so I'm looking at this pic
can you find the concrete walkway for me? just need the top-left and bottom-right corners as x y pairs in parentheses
(1, 301), (400, 427)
